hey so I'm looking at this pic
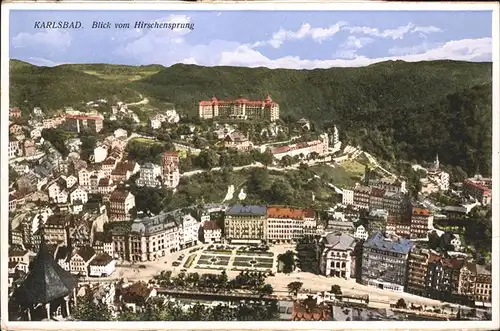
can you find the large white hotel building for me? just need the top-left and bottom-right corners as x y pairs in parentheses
(198, 95), (279, 122)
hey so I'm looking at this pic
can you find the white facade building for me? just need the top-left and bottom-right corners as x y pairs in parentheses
(319, 232), (357, 279)
(136, 163), (162, 187)
(342, 189), (354, 205)
(88, 253), (116, 277)
(69, 186), (89, 205)
(179, 214), (200, 248)
(354, 225), (369, 240)
(94, 146), (108, 163)
(203, 221), (222, 243)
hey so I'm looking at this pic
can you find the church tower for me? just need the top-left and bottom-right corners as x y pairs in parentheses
(331, 125), (342, 153)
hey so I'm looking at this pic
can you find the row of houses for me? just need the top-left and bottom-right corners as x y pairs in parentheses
(315, 230), (491, 305)
(8, 245), (115, 285)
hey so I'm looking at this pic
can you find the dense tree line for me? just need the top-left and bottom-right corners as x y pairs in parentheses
(125, 139), (174, 164)
(41, 128), (71, 157)
(12, 59), (492, 178)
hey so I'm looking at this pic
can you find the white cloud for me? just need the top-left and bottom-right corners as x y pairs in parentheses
(343, 22), (443, 40)
(12, 29), (72, 49)
(411, 26), (443, 34)
(262, 21), (347, 48)
(334, 36), (375, 59)
(343, 36), (375, 49)
(255, 21), (443, 50)
(388, 41), (437, 56)
(207, 37), (492, 69)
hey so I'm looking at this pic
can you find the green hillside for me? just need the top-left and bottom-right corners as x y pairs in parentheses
(57, 63), (163, 81)
(133, 60), (492, 121)
(9, 59), (493, 176)
(9, 60), (142, 111)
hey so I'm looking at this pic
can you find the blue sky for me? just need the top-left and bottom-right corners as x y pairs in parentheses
(9, 10), (493, 69)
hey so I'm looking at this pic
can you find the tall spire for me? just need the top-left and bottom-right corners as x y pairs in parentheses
(435, 153), (440, 169)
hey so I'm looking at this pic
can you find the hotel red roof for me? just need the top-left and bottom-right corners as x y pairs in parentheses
(412, 207), (431, 215)
(199, 95), (277, 107)
(267, 206), (305, 220)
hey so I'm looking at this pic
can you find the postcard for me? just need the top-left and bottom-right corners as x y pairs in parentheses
(1, 1), (499, 330)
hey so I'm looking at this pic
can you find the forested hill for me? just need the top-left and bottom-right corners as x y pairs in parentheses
(133, 60), (491, 122)
(10, 59), (493, 176)
(131, 60), (492, 176)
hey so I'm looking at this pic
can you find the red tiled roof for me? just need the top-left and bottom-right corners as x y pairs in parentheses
(464, 179), (491, 194)
(292, 300), (331, 321)
(303, 208), (315, 219)
(412, 207), (430, 215)
(199, 96), (277, 107)
(267, 206), (304, 220)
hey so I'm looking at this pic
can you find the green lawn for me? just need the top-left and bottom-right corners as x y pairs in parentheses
(183, 254), (197, 268)
(310, 164), (360, 187)
(129, 137), (160, 145)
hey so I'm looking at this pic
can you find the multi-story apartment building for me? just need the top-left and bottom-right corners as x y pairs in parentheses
(266, 206), (305, 243)
(410, 207), (434, 239)
(224, 205), (267, 244)
(369, 177), (407, 194)
(9, 137), (21, 159)
(43, 214), (72, 246)
(129, 213), (180, 262)
(109, 222), (131, 261)
(162, 152), (180, 188)
(108, 190), (135, 221)
(202, 220), (222, 243)
(178, 214), (200, 249)
(199, 95), (279, 122)
(385, 216), (411, 238)
(65, 112), (104, 133)
(463, 175), (492, 205)
(343, 185), (371, 209)
(136, 163), (162, 187)
(405, 246), (430, 296)
(361, 231), (414, 292)
(474, 264), (492, 303)
(69, 246), (96, 276)
(344, 185), (410, 221)
(303, 208), (318, 237)
(319, 232), (357, 279)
